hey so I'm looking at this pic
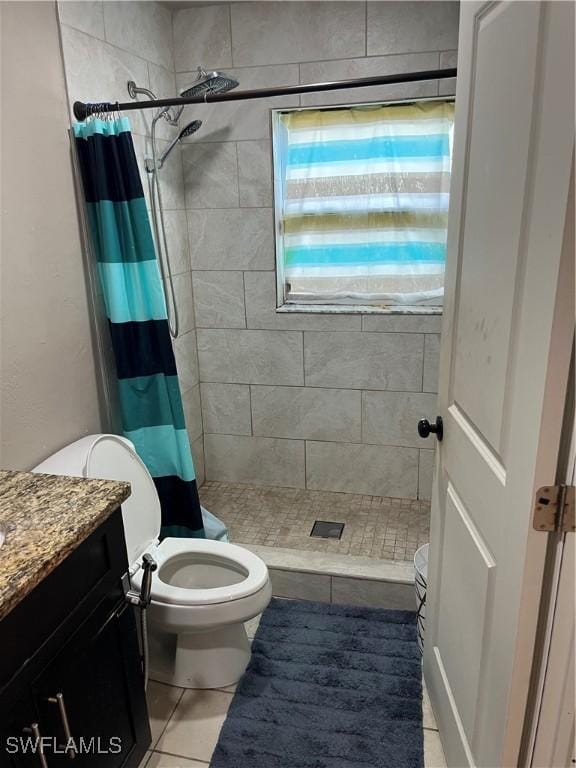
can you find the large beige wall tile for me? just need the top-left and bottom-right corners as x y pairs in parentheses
(173, 330), (199, 393)
(367, 1), (459, 56)
(304, 332), (424, 391)
(205, 434), (305, 487)
(439, 49), (458, 96)
(171, 272), (195, 334)
(362, 314), (442, 333)
(103, 1), (173, 70)
(146, 63), (178, 140)
(188, 210), (274, 270)
(269, 569), (331, 601)
(251, 386), (361, 442)
(58, 0), (105, 38)
(182, 143), (239, 209)
(197, 329), (303, 385)
(192, 435), (205, 487)
(231, 2), (364, 66)
(182, 384), (203, 442)
(193, 271), (245, 329)
(201, 383), (252, 435)
(362, 391), (438, 448)
(423, 334), (441, 393)
(173, 5), (232, 73)
(159, 210), (190, 276)
(60, 25), (150, 137)
(418, 449), (435, 501)
(155, 138), (185, 210)
(331, 576), (416, 610)
(306, 441), (419, 497)
(300, 52), (439, 107)
(237, 140), (273, 207)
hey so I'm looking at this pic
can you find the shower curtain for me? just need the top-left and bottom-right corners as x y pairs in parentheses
(74, 117), (205, 539)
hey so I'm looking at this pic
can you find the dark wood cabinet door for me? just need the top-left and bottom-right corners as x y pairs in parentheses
(32, 599), (150, 768)
(0, 694), (45, 768)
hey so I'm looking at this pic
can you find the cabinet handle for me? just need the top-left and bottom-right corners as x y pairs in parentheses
(23, 723), (49, 768)
(47, 693), (76, 759)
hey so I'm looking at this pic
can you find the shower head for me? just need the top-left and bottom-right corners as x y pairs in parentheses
(147, 120), (203, 172)
(181, 68), (239, 99)
(163, 119), (202, 159)
(169, 69), (239, 123)
(178, 120), (202, 139)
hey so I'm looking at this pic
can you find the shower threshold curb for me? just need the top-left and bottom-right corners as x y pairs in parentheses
(243, 543), (414, 582)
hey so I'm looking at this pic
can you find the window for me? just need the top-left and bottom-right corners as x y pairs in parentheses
(272, 99), (455, 313)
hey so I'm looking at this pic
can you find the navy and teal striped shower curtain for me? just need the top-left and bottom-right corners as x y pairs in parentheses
(74, 117), (205, 539)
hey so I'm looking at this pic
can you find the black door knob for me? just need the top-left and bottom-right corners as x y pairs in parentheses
(418, 416), (443, 441)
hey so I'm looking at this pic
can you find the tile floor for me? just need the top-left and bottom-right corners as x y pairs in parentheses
(139, 616), (446, 768)
(200, 481), (430, 562)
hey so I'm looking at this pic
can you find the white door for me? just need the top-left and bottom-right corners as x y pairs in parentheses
(423, 3), (575, 767)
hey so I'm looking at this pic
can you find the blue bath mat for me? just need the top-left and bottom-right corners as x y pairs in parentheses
(210, 598), (423, 768)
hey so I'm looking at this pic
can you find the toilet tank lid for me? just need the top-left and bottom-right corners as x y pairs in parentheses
(34, 434), (161, 566)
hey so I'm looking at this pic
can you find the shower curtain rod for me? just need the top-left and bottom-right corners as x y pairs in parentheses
(73, 67), (457, 121)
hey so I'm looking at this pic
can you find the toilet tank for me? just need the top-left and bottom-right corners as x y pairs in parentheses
(33, 434), (161, 568)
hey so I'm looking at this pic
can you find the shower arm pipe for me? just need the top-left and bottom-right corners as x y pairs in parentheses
(73, 68), (457, 121)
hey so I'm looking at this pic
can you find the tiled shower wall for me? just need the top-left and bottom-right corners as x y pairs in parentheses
(58, 1), (458, 499)
(175, 1), (459, 499)
(57, 0), (205, 483)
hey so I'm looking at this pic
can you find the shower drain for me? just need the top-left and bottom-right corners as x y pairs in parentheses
(310, 520), (345, 540)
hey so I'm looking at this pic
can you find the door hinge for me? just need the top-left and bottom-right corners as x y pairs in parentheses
(533, 485), (575, 533)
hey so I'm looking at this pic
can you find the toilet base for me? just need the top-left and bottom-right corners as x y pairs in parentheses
(148, 623), (251, 689)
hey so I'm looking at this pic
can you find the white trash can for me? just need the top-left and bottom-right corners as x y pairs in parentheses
(414, 543), (429, 654)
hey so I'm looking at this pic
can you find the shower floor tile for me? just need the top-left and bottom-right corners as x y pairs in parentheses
(199, 481), (430, 563)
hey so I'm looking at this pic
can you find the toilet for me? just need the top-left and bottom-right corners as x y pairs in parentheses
(33, 434), (272, 689)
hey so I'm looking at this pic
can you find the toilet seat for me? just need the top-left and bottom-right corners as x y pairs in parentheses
(132, 538), (269, 607)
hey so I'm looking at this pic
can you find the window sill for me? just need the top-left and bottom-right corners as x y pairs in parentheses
(276, 304), (443, 316)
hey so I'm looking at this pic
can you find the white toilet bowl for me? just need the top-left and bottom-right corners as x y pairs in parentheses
(131, 537), (271, 688)
(33, 434), (272, 689)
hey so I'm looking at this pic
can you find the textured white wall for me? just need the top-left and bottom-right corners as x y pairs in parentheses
(0, 1), (102, 469)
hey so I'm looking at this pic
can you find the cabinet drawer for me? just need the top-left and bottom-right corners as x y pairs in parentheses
(0, 509), (128, 689)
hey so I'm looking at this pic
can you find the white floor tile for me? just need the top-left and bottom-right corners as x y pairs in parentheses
(424, 729), (447, 768)
(138, 751), (152, 768)
(155, 688), (234, 763)
(146, 752), (209, 768)
(422, 681), (438, 730)
(245, 613), (262, 639)
(214, 682), (237, 693)
(146, 681), (185, 747)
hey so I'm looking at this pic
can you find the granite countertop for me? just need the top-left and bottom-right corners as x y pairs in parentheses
(0, 470), (130, 621)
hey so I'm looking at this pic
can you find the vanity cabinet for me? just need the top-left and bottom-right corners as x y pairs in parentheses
(0, 509), (150, 768)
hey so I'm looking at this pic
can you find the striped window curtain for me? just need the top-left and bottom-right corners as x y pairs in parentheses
(74, 118), (205, 539)
(276, 100), (455, 307)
